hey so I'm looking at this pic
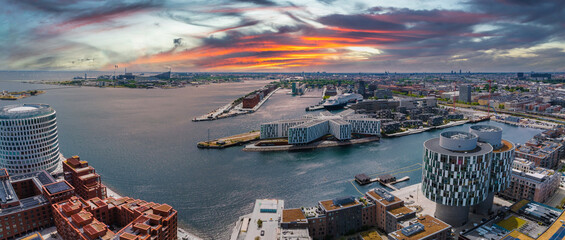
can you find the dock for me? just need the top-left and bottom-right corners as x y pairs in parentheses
(193, 87), (280, 122)
(355, 173), (410, 191)
(197, 131), (260, 149)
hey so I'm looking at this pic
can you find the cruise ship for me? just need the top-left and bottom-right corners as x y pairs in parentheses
(322, 93), (363, 110)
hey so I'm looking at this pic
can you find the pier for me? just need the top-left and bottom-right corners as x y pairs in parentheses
(193, 87), (280, 122)
(197, 131), (260, 148)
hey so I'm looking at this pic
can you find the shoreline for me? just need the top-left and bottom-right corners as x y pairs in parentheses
(242, 136), (380, 152)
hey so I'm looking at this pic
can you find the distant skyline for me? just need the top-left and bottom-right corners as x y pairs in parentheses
(1, 0), (564, 72)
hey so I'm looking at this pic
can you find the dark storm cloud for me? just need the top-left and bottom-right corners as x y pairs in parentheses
(318, 14), (405, 31)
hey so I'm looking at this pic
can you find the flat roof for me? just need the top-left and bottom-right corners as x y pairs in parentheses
(0, 104), (54, 119)
(367, 190), (401, 205)
(44, 181), (72, 194)
(282, 208), (307, 223)
(388, 206), (414, 216)
(494, 139), (515, 153)
(424, 138), (492, 156)
(320, 199), (360, 211)
(389, 215), (450, 240)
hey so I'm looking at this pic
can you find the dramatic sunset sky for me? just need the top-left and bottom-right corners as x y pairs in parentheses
(1, 0), (564, 72)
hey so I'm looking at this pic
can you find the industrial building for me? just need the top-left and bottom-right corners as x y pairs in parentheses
(0, 104), (64, 174)
(260, 111), (380, 145)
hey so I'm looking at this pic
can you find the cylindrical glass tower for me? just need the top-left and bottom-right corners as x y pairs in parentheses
(0, 104), (62, 174)
(469, 125), (515, 214)
(422, 131), (493, 227)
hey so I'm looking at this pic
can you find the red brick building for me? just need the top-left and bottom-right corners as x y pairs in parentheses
(242, 93), (261, 109)
(0, 169), (74, 239)
(63, 156), (107, 199)
(53, 196), (177, 240)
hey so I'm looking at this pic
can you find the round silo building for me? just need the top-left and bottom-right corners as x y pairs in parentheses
(421, 131), (493, 227)
(469, 125), (515, 215)
(0, 104), (63, 174)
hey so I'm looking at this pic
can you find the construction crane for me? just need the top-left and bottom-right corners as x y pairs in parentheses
(487, 80), (492, 118)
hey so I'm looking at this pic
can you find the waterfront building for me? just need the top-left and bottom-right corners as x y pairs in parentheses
(459, 85), (472, 103)
(53, 195), (177, 240)
(0, 104), (64, 174)
(230, 199), (285, 240)
(63, 156), (107, 200)
(388, 215), (451, 240)
(366, 188), (416, 233)
(499, 158), (560, 203)
(515, 139), (562, 169)
(0, 168), (74, 239)
(289, 120), (331, 144)
(317, 196), (363, 237)
(242, 93), (261, 109)
(421, 131), (493, 227)
(469, 125), (515, 215)
(260, 111), (380, 145)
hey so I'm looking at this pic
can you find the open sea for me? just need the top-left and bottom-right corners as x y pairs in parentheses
(0, 72), (544, 239)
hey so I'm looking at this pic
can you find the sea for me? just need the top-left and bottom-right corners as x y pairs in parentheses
(0, 71), (544, 239)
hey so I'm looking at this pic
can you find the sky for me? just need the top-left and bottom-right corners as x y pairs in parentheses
(0, 0), (564, 72)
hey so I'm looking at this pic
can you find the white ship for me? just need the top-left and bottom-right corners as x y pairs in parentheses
(322, 93), (363, 110)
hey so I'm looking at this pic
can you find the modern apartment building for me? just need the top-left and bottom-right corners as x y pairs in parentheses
(0, 104), (64, 174)
(515, 139), (563, 169)
(459, 85), (472, 103)
(63, 156), (107, 200)
(0, 169), (74, 239)
(52, 195), (177, 240)
(422, 131), (493, 227)
(366, 188), (416, 233)
(499, 158), (560, 203)
(469, 125), (515, 215)
(260, 111), (380, 145)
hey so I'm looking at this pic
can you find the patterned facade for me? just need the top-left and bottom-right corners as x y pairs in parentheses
(0, 104), (63, 174)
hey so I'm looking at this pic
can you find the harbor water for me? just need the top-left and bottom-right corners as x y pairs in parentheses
(0, 74), (544, 239)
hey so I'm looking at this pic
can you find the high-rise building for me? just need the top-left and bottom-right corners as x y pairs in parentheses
(459, 85), (472, 103)
(469, 125), (515, 215)
(421, 131), (493, 227)
(0, 104), (64, 174)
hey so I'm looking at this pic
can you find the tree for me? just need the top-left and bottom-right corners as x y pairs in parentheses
(257, 219), (263, 228)
(498, 104), (505, 109)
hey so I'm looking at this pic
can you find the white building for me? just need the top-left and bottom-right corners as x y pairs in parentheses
(230, 199), (285, 240)
(260, 111), (380, 145)
(0, 104), (64, 174)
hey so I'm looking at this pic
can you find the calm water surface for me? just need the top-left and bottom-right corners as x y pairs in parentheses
(0, 75), (544, 239)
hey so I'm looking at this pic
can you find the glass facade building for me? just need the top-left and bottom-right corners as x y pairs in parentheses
(0, 104), (62, 174)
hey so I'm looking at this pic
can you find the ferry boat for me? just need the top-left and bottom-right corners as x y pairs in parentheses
(322, 93), (363, 110)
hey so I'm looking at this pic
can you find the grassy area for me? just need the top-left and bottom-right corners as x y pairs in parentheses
(359, 230), (382, 240)
(497, 216), (527, 231)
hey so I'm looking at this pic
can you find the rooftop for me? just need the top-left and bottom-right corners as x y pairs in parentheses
(44, 181), (72, 195)
(388, 206), (414, 216)
(0, 104), (54, 119)
(367, 189), (401, 205)
(282, 208), (307, 223)
(494, 139), (515, 153)
(320, 198), (360, 211)
(389, 215), (450, 240)
(425, 137), (492, 156)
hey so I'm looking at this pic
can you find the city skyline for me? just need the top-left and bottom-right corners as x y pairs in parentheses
(1, 0), (564, 72)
